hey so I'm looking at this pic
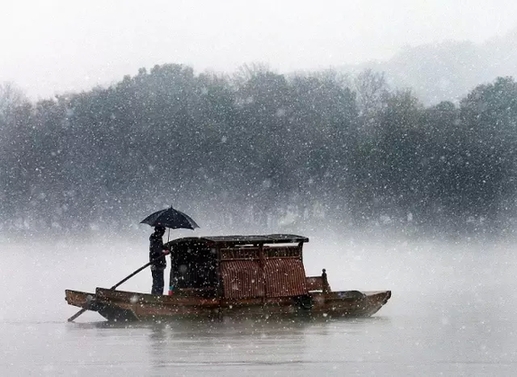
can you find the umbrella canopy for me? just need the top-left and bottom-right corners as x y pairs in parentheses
(140, 207), (199, 230)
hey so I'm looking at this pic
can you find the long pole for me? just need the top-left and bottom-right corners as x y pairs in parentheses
(67, 257), (159, 322)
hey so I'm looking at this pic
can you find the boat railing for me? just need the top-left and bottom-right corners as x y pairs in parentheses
(220, 245), (302, 261)
(172, 287), (217, 298)
(306, 274), (331, 293)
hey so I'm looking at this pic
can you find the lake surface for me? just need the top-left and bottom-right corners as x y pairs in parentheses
(1, 235), (516, 376)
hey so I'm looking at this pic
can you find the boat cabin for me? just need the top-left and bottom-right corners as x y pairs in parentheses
(165, 234), (311, 299)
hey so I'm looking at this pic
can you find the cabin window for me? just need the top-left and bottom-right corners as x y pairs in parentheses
(169, 244), (217, 290)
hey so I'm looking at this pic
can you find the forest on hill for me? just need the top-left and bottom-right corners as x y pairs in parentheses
(1, 64), (517, 237)
(355, 27), (517, 105)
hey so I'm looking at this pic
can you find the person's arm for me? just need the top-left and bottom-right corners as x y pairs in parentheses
(162, 241), (170, 255)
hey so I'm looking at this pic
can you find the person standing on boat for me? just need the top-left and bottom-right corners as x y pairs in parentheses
(149, 225), (170, 295)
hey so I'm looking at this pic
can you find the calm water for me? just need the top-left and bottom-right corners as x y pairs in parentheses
(1, 235), (516, 376)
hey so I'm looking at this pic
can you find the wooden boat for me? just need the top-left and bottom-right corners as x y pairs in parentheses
(65, 234), (391, 322)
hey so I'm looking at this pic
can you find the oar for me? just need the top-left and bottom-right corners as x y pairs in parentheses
(67, 255), (163, 322)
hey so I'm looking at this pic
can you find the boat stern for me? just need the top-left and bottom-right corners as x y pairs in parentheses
(65, 289), (97, 309)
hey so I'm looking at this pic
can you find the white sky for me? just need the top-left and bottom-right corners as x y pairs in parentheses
(1, 0), (516, 99)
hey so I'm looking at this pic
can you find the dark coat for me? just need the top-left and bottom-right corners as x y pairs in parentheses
(149, 232), (166, 270)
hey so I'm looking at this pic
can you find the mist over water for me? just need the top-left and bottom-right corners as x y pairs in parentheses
(1, 230), (516, 376)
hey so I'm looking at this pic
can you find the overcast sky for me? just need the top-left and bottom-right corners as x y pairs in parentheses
(1, 0), (516, 100)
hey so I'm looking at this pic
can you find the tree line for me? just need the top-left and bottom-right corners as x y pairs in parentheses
(1, 64), (517, 237)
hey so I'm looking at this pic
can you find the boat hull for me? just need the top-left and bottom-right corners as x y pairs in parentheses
(65, 288), (391, 322)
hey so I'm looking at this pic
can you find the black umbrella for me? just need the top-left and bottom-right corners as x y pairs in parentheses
(140, 207), (200, 230)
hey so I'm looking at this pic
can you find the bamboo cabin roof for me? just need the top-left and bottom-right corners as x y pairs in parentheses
(165, 234), (309, 248)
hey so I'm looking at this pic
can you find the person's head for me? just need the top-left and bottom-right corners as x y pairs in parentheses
(154, 225), (166, 235)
